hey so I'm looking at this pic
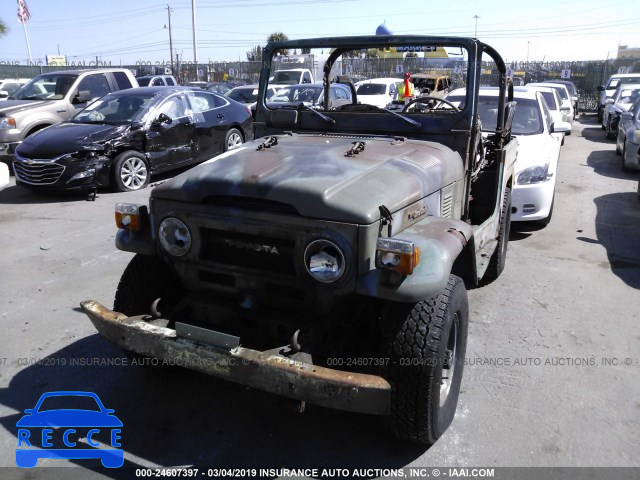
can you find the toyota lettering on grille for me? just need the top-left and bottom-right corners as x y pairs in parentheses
(224, 239), (280, 255)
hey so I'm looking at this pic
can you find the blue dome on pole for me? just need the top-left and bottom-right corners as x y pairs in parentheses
(376, 23), (393, 36)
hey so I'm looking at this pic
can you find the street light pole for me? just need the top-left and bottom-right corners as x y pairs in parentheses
(473, 15), (480, 38)
(167, 5), (174, 74)
(191, 0), (198, 80)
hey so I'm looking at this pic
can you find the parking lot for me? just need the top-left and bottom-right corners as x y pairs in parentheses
(0, 114), (638, 473)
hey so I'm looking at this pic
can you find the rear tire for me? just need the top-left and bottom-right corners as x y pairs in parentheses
(383, 275), (468, 446)
(224, 128), (243, 152)
(483, 186), (511, 284)
(622, 144), (632, 173)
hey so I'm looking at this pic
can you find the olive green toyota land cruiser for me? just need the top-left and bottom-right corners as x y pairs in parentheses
(82, 35), (516, 446)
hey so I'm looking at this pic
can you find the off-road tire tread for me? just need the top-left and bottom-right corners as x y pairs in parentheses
(385, 275), (467, 445)
(114, 254), (181, 316)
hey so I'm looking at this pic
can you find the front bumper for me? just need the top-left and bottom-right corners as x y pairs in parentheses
(13, 153), (111, 191)
(81, 300), (391, 415)
(0, 141), (20, 162)
(511, 178), (555, 221)
(623, 141), (640, 170)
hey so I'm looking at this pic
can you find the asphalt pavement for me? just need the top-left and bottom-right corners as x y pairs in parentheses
(0, 115), (638, 477)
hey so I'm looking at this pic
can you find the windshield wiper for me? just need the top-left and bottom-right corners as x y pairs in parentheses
(297, 103), (335, 125)
(378, 106), (422, 128)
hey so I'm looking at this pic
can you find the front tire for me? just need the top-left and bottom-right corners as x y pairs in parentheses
(114, 254), (182, 317)
(224, 128), (244, 152)
(112, 151), (150, 192)
(114, 254), (183, 365)
(383, 275), (469, 446)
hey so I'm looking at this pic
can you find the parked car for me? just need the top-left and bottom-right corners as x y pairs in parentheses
(603, 84), (640, 138)
(81, 35), (517, 447)
(543, 79), (579, 115)
(597, 73), (640, 123)
(13, 86), (253, 192)
(410, 73), (452, 98)
(447, 86), (570, 225)
(354, 78), (402, 109)
(136, 75), (178, 87)
(267, 82), (353, 110)
(525, 85), (566, 144)
(0, 68), (138, 169)
(0, 78), (30, 101)
(528, 82), (574, 126)
(226, 84), (281, 108)
(615, 95), (640, 171)
(186, 82), (232, 95)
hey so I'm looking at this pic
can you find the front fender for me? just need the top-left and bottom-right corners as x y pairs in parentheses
(115, 228), (155, 255)
(357, 216), (473, 303)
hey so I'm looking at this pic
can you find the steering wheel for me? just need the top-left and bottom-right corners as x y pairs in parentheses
(402, 96), (460, 113)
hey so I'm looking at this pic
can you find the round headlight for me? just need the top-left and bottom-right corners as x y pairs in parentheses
(304, 239), (345, 283)
(158, 217), (191, 256)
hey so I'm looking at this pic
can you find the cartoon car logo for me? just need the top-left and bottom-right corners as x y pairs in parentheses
(16, 391), (123, 468)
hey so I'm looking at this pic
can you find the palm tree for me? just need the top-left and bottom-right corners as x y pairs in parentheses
(267, 32), (289, 56)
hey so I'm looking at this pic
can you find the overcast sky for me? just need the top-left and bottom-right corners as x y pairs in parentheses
(1, 0), (638, 66)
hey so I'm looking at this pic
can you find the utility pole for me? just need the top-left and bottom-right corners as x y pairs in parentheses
(191, 0), (198, 80)
(527, 41), (530, 63)
(473, 15), (480, 38)
(167, 5), (174, 74)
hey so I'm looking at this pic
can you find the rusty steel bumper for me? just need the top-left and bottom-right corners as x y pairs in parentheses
(80, 300), (391, 415)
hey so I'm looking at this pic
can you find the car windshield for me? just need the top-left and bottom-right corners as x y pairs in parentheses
(357, 83), (387, 95)
(12, 74), (78, 100)
(540, 91), (557, 110)
(271, 71), (302, 85)
(72, 93), (155, 125)
(447, 95), (542, 135)
(37, 395), (102, 412)
(608, 77), (640, 89)
(549, 86), (568, 100)
(270, 85), (322, 103)
(227, 87), (258, 103)
(619, 89), (640, 105)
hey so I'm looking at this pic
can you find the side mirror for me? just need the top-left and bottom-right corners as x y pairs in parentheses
(605, 99), (614, 105)
(551, 121), (571, 133)
(152, 113), (172, 126)
(597, 85), (605, 92)
(73, 90), (94, 104)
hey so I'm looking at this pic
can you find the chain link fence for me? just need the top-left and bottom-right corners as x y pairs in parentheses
(2, 56), (639, 112)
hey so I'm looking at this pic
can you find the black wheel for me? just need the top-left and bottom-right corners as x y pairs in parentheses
(483, 186), (511, 284)
(383, 275), (469, 446)
(114, 254), (183, 316)
(112, 151), (150, 192)
(114, 254), (183, 365)
(622, 144), (632, 173)
(605, 118), (614, 139)
(224, 128), (244, 152)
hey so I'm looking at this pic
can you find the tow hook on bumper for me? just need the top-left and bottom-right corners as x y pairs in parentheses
(80, 301), (391, 415)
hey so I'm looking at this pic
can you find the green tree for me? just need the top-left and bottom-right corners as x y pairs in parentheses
(0, 19), (7, 36)
(267, 32), (289, 56)
(246, 45), (262, 62)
